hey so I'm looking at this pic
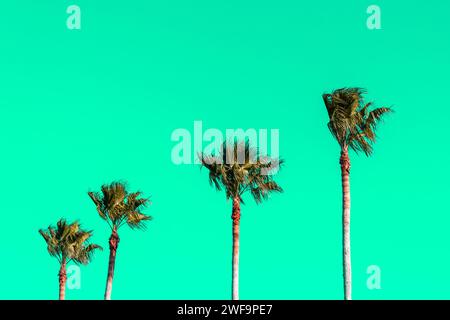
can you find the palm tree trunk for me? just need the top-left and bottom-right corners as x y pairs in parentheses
(340, 147), (352, 300)
(105, 226), (120, 300)
(231, 196), (241, 300)
(59, 259), (67, 300)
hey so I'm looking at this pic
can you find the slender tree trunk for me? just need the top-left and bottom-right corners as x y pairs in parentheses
(105, 226), (120, 300)
(340, 147), (352, 300)
(59, 259), (67, 300)
(231, 197), (241, 300)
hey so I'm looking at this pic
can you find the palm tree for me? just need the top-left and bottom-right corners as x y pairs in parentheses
(322, 87), (392, 300)
(88, 181), (151, 300)
(39, 218), (102, 300)
(200, 140), (284, 300)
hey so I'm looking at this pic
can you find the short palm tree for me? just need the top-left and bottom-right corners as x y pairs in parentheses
(39, 218), (102, 300)
(200, 140), (284, 300)
(88, 181), (151, 300)
(322, 87), (392, 300)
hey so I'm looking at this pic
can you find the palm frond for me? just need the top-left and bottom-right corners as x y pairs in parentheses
(39, 218), (101, 265)
(88, 181), (152, 231)
(200, 140), (284, 205)
(322, 87), (392, 155)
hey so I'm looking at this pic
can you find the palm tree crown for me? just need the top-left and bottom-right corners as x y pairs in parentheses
(322, 87), (392, 155)
(88, 182), (151, 230)
(39, 218), (102, 265)
(200, 140), (284, 204)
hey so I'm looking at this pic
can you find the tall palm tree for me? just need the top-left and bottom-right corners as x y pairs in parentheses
(200, 140), (284, 300)
(322, 87), (392, 300)
(88, 181), (151, 300)
(39, 218), (102, 300)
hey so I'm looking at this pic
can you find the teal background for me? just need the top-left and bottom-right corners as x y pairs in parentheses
(0, 1), (449, 299)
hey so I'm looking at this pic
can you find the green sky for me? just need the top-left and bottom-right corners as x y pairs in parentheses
(0, 0), (450, 299)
